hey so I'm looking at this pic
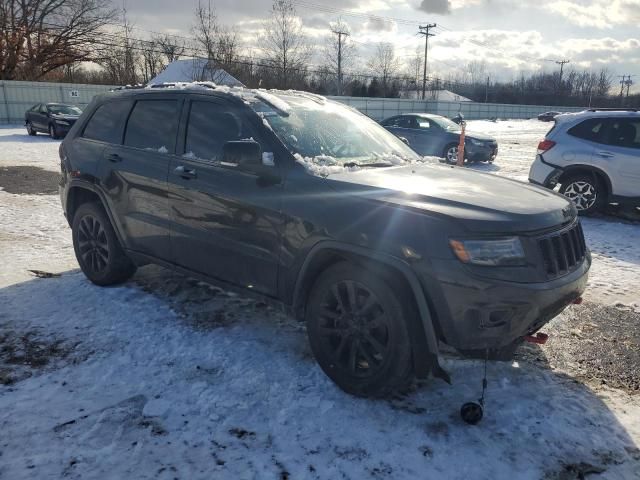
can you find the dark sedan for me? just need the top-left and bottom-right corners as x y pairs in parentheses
(380, 113), (498, 164)
(537, 111), (561, 122)
(25, 103), (82, 139)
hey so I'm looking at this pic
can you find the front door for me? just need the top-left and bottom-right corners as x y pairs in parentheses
(97, 96), (182, 261)
(168, 97), (283, 296)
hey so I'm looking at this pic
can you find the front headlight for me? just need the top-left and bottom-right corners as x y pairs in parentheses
(55, 120), (70, 125)
(468, 138), (484, 147)
(449, 237), (526, 266)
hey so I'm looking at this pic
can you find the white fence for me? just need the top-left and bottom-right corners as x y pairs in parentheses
(1, 80), (587, 124)
(328, 96), (587, 121)
(0, 80), (113, 124)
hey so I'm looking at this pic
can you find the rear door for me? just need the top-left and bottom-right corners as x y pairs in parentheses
(381, 116), (417, 146)
(167, 97), (283, 296)
(600, 117), (640, 197)
(98, 95), (182, 261)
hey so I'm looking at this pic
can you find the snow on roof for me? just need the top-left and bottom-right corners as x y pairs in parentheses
(149, 58), (245, 87)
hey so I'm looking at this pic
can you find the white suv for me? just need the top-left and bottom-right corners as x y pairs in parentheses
(529, 109), (640, 214)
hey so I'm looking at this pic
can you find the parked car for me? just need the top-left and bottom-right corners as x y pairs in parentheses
(529, 109), (640, 214)
(380, 113), (498, 164)
(537, 111), (561, 122)
(59, 86), (589, 398)
(25, 103), (82, 139)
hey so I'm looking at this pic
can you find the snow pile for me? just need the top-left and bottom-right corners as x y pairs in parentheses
(293, 153), (353, 177)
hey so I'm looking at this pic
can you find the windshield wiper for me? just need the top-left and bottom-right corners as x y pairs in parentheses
(343, 161), (395, 168)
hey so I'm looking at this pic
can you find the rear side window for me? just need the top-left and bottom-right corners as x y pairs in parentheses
(382, 116), (411, 128)
(567, 119), (605, 143)
(83, 100), (133, 144)
(185, 101), (252, 161)
(124, 100), (179, 152)
(605, 119), (640, 149)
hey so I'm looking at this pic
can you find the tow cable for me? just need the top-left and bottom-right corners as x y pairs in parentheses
(460, 349), (489, 425)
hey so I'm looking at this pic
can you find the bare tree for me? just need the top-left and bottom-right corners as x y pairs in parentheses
(139, 39), (165, 83)
(155, 34), (185, 64)
(262, 0), (310, 89)
(323, 19), (356, 94)
(0, 0), (117, 80)
(404, 46), (423, 97)
(367, 43), (400, 96)
(95, 9), (139, 86)
(192, 0), (217, 60)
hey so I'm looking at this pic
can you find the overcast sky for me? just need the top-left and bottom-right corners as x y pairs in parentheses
(123, 0), (640, 89)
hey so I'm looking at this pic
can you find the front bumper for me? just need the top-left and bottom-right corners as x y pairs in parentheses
(415, 252), (590, 351)
(466, 142), (498, 162)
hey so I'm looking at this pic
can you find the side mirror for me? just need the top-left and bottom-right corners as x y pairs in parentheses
(223, 140), (262, 168)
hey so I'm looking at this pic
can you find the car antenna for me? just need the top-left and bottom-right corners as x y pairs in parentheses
(460, 348), (488, 425)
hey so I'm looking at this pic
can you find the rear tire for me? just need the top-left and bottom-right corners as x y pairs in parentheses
(72, 202), (136, 286)
(560, 173), (605, 215)
(305, 262), (413, 397)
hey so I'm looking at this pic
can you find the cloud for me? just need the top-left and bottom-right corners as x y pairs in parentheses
(545, 0), (640, 29)
(418, 0), (451, 14)
(364, 16), (398, 32)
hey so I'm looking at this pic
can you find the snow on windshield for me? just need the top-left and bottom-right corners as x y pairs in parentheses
(249, 95), (421, 174)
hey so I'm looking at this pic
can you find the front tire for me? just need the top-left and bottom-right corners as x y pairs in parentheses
(49, 123), (59, 140)
(443, 143), (460, 164)
(305, 262), (413, 397)
(560, 173), (604, 215)
(26, 121), (36, 136)
(72, 202), (136, 286)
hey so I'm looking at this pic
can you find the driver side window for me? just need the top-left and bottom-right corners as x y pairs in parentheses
(185, 101), (260, 163)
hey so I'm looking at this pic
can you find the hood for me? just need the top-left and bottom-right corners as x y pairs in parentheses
(327, 163), (574, 233)
(51, 114), (80, 120)
(446, 129), (495, 142)
(464, 131), (495, 142)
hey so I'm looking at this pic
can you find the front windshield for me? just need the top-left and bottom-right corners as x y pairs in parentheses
(250, 95), (421, 167)
(431, 116), (461, 130)
(48, 105), (82, 115)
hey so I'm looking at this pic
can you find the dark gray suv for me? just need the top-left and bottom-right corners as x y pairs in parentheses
(59, 85), (590, 397)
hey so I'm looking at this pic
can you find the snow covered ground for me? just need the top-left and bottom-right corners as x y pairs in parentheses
(1, 123), (639, 479)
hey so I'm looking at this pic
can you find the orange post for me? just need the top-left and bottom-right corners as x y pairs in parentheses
(456, 121), (465, 166)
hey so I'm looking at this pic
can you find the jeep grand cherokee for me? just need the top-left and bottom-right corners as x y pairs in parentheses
(59, 84), (590, 397)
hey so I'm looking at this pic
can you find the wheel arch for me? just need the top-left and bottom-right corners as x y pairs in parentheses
(292, 241), (450, 382)
(558, 164), (612, 199)
(66, 182), (127, 248)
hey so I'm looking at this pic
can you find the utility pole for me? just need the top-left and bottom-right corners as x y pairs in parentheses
(331, 26), (349, 96)
(485, 76), (489, 103)
(555, 59), (570, 96)
(418, 24), (436, 100)
(618, 75), (632, 107)
(625, 76), (633, 101)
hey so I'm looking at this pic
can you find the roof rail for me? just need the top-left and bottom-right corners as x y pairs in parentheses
(586, 108), (638, 112)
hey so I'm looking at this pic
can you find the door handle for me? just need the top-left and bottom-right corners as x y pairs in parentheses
(106, 153), (122, 163)
(597, 151), (614, 158)
(173, 165), (197, 179)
